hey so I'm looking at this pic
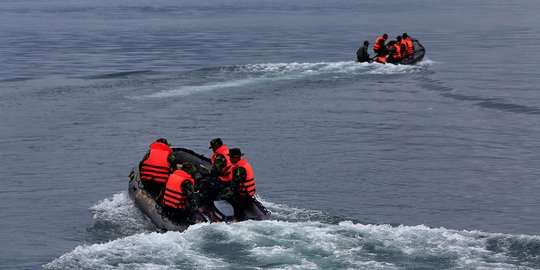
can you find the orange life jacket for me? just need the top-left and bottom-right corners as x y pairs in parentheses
(233, 158), (256, 197)
(391, 43), (401, 59)
(140, 142), (173, 184)
(401, 38), (414, 56)
(373, 36), (386, 51)
(162, 170), (195, 209)
(374, 55), (387, 64)
(211, 145), (233, 181)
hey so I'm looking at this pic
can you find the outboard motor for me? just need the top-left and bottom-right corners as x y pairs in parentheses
(211, 200), (235, 223)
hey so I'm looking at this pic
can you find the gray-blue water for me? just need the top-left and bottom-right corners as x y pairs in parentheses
(1, 0), (540, 269)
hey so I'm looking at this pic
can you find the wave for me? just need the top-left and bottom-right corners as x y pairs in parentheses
(139, 61), (430, 99)
(80, 70), (154, 80)
(45, 192), (540, 270)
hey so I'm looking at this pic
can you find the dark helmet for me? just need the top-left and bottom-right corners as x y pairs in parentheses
(156, 138), (170, 146)
(363, 40), (369, 46)
(228, 148), (243, 158)
(396, 35), (402, 41)
(209, 138), (223, 149)
(181, 162), (197, 175)
(382, 34), (388, 39)
(402, 33), (409, 38)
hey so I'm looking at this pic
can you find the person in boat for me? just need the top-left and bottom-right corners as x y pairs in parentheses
(209, 138), (233, 183)
(161, 162), (198, 220)
(400, 33), (414, 58)
(387, 36), (403, 64)
(139, 138), (176, 197)
(223, 148), (257, 208)
(373, 51), (387, 64)
(200, 138), (234, 200)
(373, 34), (388, 55)
(356, 40), (371, 63)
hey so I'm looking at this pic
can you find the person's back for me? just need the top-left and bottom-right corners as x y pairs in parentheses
(162, 162), (197, 220)
(356, 41), (371, 63)
(401, 33), (414, 58)
(139, 138), (175, 197)
(228, 148), (256, 206)
(387, 37), (402, 64)
(373, 34), (388, 54)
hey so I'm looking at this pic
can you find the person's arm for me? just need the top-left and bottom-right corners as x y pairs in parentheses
(210, 154), (227, 177)
(182, 181), (197, 207)
(168, 153), (177, 171)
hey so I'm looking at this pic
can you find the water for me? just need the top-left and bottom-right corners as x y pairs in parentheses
(1, 0), (540, 269)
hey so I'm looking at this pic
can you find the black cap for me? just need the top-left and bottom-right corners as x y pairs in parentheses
(228, 148), (243, 158)
(156, 138), (170, 146)
(402, 33), (409, 38)
(209, 138), (223, 149)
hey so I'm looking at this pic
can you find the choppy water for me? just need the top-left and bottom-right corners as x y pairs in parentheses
(1, 0), (540, 269)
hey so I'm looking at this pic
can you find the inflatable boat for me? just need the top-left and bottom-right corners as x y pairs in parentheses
(128, 147), (270, 232)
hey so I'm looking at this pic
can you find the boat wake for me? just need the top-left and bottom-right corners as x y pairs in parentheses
(45, 192), (540, 270)
(137, 60), (431, 99)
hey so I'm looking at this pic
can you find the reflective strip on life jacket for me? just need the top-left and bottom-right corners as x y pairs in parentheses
(140, 142), (173, 183)
(162, 170), (195, 209)
(234, 158), (256, 197)
(211, 145), (233, 182)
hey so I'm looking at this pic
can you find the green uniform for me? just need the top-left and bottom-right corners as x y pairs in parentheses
(356, 45), (370, 63)
(211, 154), (228, 177)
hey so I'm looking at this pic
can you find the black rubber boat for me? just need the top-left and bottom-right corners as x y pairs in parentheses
(128, 147), (270, 232)
(395, 39), (425, 65)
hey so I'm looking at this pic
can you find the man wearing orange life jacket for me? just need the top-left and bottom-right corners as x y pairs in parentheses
(387, 36), (403, 64)
(161, 162), (198, 219)
(209, 138), (233, 182)
(227, 148), (256, 205)
(373, 34), (388, 55)
(201, 138), (234, 201)
(139, 138), (176, 197)
(400, 33), (414, 58)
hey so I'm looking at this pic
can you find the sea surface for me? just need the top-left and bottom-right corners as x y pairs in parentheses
(1, 0), (540, 269)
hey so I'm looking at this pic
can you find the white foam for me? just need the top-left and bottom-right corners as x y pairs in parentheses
(138, 61), (425, 99)
(144, 78), (257, 98)
(52, 194), (538, 269)
(90, 192), (154, 235)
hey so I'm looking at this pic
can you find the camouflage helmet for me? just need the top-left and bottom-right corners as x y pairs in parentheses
(181, 162), (197, 175)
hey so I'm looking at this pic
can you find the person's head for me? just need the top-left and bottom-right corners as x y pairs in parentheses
(396, 35), (402, 41)
(156, 138), (170, 146)
(181, 162), (197, 176)
(228, 148), (244, 163)
(363, 40), (369, 46)
(402, 33), (409, 39)
(209, 138), (224, 151)
(382, 34), (388, 39)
